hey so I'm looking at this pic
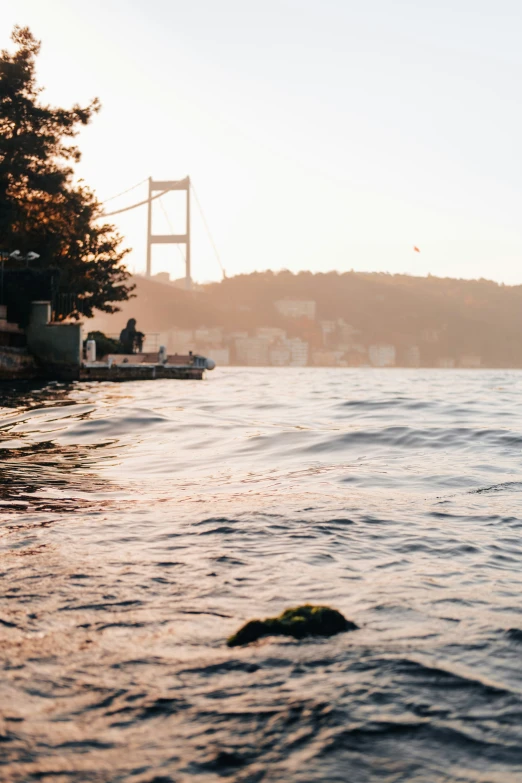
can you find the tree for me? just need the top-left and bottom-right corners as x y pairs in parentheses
(0, 26), (133, 323)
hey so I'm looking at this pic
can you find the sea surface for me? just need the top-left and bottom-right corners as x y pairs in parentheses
(1, 368), (522, 782)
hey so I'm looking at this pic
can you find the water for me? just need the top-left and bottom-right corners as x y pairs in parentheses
(1, 368), (522, 782)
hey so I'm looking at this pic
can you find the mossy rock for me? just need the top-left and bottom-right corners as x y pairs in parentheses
(227, 604), (357, 647)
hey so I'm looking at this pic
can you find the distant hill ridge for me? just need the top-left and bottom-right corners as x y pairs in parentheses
(89, 270), (522, 367)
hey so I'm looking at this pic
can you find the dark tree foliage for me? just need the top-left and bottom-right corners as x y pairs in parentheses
(1, 268), (53, 326)
(85, 331), (124, 358)
(0, 26), (133, 322)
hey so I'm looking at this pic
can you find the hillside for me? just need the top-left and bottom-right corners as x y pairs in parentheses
(89, 270), (522, 367)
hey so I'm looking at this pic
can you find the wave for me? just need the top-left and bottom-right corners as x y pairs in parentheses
(2, 370), (522, 782)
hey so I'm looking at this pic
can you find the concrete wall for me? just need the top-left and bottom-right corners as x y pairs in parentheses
(26, 301), (82, 371)
(0, 304), (26, 348)
(0, 347), (38, 380)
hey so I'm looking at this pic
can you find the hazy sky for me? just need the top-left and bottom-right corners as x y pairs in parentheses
(3, 0), (522, 283)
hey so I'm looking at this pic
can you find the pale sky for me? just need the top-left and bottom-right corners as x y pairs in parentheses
(3, 0), (522, 283)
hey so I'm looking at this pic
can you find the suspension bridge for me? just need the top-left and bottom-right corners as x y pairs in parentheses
(101, 176), (225, 289)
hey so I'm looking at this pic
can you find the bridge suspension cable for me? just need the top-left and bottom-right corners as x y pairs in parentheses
(190, 181), (226, 278)
(102, 177), (189, 217)
(102, 188), (169, 217)
(101, 177), (148, 205)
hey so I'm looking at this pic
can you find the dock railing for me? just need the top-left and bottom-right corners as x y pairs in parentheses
(105, 333), (161, 353)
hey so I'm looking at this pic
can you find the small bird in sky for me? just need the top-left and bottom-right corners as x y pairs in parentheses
(413, 246), (421, 253)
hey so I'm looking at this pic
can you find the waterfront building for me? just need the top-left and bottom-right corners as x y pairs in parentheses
(194, 327), (223, 346)
(143, 332), (168, 352)
(234, 337), (270, 366)
(338, 321), (358, 343)
(205, 346), (229, 366)
(369, 344), (396, 367)
(421, 328), (440, 344)
(312, 351), (345, 367)
(438, 357), (456, 368)
(319, 320), (336, 345)
(257, 326), (287, 341)
(269, 344), (292, 366)
(285, 337), (309, 366)
(168, 329), (194, 353)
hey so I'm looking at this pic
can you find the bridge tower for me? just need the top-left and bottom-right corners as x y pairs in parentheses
(146, 176), (191, 289)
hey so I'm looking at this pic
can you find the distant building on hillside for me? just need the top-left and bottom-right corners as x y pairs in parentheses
(285, 337), (309, 366)
(234, 337), (270, 366)
(344, 349), (369, 367)
(194, 327), (223, 346)
(338, 321), (359, 345)
(421, 328), (440, 344)
(269, 344), (292, 366)
(319, 320), (336, 345)
(438, 357), (455, 368)
(275, 299), (316, 320)
(168, 329), (194, 353)
(153, 272), (171, 284)
(312, 351), (345, 367)
(257, 326), (287, 341)
(205, 347), (230, 366)
(143, 332), (167, 352)
(369, 344), (396, 367)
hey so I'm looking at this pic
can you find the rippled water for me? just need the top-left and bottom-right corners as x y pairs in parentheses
(2, 368), (522, 782)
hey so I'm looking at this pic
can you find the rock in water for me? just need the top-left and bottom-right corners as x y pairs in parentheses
(227, 604), (357, 647)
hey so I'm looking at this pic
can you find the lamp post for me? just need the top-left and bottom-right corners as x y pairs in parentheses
(0, 252), (8, 306)
(8, 249), (40, 265)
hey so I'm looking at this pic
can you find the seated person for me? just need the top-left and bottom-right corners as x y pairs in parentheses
(119, 318), (144, 354)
